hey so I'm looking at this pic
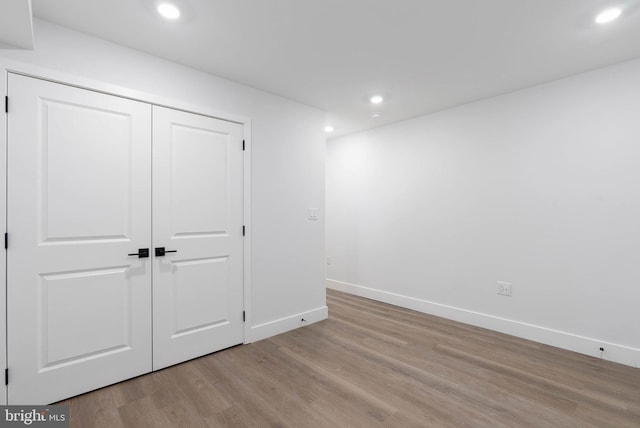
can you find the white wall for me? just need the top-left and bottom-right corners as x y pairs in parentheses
(327, 58), (640, 367)
(0, 19), (327, 341)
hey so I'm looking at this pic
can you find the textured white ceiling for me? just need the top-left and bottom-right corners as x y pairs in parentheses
(32, 0), (640, 137)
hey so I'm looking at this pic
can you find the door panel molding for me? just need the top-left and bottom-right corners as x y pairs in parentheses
(7, 73), (153, 404)
(0, 58), (254, 351)
(2, 69), (251, 404)
(152, 105), (244, 371)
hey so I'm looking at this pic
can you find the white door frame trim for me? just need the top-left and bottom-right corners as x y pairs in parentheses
(0, 58), (254, 404)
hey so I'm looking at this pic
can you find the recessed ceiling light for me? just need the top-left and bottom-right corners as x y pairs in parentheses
(595, 7), (622, 24)
(324, 125), (334, 133)
(371, 112), (382, 118)
(370, 95), (384, 104)
(157, 2), (181, 20)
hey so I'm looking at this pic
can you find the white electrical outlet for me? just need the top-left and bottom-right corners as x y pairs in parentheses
(326, 256), (332, 265)
(497, 281), (512, 296)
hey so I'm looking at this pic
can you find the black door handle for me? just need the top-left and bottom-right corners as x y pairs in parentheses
(155, 247), (178, 257)
(128, 248), (149, 258)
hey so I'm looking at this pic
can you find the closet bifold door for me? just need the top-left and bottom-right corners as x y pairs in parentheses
(6, 74), (153, 405)
(152, 106), (244, 370)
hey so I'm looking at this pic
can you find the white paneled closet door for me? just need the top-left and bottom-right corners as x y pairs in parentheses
(7, 74), (153, 404)
(152, 106), (244, 370)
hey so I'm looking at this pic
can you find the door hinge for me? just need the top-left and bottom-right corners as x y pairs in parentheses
(242, 139), (245, 151)
(4, 96), (7, 114)
(4, 233), (7, 250)
(5, 368), (8, 385)
(243, 311), (246, 322)
(242, 225), (245, 236)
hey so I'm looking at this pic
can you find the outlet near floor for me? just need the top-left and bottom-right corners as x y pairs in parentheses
(497, 281), (512, 296)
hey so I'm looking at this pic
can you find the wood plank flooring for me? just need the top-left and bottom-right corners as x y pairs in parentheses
(59, 289), (640, 427)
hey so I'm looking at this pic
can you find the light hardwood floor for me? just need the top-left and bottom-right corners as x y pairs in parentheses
(59, 289), (640, 427)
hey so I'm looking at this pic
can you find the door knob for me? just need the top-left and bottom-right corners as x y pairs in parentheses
(155, 247), (178, 257)
(128, 248), (149, 258)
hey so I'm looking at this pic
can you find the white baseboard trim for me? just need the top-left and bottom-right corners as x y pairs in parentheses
(249, 306), (328, 343)
(327, 279), (640, 368)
